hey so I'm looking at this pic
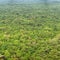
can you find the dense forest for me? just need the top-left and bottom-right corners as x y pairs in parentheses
(0, 0), (60, 60)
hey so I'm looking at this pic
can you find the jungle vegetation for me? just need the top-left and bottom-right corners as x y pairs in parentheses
(0, 1), (60, 60)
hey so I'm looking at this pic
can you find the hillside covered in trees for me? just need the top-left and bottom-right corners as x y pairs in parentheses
(0, 0), (60, 60)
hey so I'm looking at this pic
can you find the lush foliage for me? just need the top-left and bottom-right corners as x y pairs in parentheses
(0, 3), (60, 60)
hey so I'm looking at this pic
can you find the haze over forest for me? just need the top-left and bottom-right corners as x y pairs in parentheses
(0, 0), (60, 4)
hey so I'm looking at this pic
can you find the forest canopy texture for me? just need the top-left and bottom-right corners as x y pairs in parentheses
(0, 0), (60, 60)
